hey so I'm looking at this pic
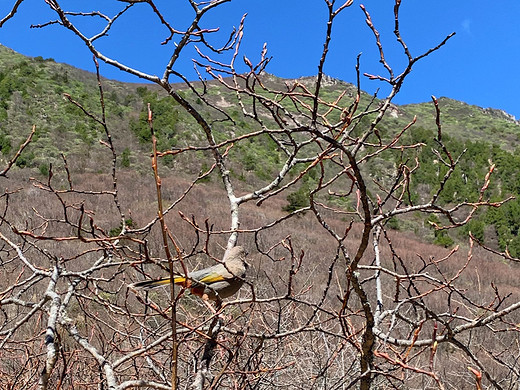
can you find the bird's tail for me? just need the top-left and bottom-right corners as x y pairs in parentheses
(132, 276), (186, 290)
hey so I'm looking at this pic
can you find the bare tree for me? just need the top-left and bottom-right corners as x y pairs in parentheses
(1, 1), (519, 390)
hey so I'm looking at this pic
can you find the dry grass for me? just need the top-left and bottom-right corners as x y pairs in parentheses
(1, 164), (519, 389)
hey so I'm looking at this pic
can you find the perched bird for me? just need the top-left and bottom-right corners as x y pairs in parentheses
(132, 246), (248, 301)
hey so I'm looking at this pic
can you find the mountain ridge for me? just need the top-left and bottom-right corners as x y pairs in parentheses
(2, 43), (517, 126)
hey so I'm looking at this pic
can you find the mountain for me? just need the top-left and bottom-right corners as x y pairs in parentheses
(0, 44), (148, 173)
(1, 43), (519, 172)
(1, 44), (520, 254)
(398, 97), (519, 149)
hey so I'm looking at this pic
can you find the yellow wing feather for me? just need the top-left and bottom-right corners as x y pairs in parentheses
(198, 272), (226, 284)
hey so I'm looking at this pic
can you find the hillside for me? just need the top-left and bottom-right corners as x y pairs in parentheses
(2, 42), (520, 389)
(398, 97), (520, 149)
(1, 43), (520, 254)
(1, 43), (519, 172)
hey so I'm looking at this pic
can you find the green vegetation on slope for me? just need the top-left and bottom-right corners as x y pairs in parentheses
(1, 44), (520, 254)
(0, 44), (142, 174)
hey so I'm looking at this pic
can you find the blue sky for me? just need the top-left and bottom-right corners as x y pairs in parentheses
(1, 0), (519, 119)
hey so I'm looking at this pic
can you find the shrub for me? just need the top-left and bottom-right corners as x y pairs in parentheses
(386, 216), (400, 230)
(120, 148), (131, 168)
(39, 163), (49, 177)
(283, 186), (310, 213)
(0, 131), (11, 155)
(433, 230), (454, 248)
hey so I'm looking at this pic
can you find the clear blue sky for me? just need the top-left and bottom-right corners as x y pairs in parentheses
(1, 0), (519, 119)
